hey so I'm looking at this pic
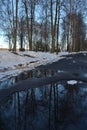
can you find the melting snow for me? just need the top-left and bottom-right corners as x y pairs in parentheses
(67, 80), (77, 85)
(0, 50), (68, 81)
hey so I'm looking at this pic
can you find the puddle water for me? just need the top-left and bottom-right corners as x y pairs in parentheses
(0, 69), (57, 89)
(0, 69), (87, 130)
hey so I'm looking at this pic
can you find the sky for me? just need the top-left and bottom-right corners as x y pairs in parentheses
(0, 35), (8, 48)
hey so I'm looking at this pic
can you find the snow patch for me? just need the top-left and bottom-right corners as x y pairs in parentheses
(67, 80), (77, 85)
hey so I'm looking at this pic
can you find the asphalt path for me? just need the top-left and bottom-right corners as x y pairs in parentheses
(0, 52), (87, 104)
(37, 52), (87, 72)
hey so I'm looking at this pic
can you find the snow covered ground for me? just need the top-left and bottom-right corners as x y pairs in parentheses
(0, 50), (69, 81)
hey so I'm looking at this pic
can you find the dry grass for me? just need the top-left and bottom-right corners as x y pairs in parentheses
(0, 48), (8, 50)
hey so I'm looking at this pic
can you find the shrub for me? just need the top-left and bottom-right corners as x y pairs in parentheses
(19, 48), (25, 51)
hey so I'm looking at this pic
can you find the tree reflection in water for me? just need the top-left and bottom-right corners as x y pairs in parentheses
(0, 81), (87, 130)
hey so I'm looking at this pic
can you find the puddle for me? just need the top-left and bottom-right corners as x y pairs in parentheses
(0, 70), (33, 89)
(0, 69), (57, 89)
(0, 69), (87, 130)
(0, 80), (87, 129)
(32, 69), (57, 78)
